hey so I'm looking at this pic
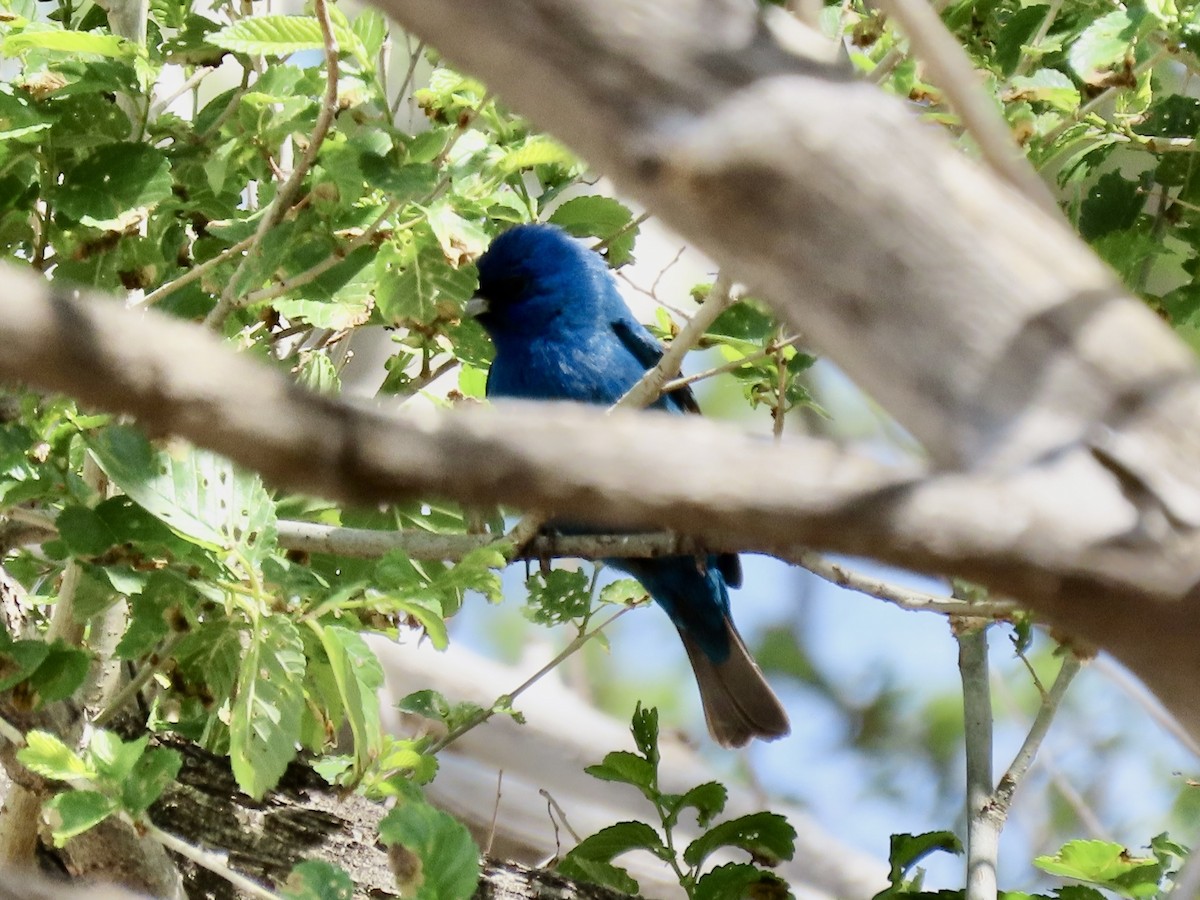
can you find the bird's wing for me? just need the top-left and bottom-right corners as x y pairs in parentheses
(609, 317), (702, 415)
(610, 315), (742, 586)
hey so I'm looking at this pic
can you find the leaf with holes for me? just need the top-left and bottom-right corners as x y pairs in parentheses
(88, 426), (277, 566)
(229, 617), (306, 799)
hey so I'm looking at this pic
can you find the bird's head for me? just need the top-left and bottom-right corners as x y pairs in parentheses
(467, 224), (615, 341)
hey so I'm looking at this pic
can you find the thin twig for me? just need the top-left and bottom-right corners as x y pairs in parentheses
(796, 551), (1016, 618)
(868, 0), (953, 85)
(539, 788), (582, 843)
(661, 334), (805, 393)
(993, 652), (1082, 812)
(1010, 0), (1064, 80)
(203, 0), (340, 330)
(143, 822), (281, 900)
(485, 770), (503, 856)
(392, 36), (426, 120)
(878, 0), (1058, 215)
(148, 66), (215, 120)
(92, 632), (185, 728)
(956, 620), (998, 900)
(427, 606), (632, 753)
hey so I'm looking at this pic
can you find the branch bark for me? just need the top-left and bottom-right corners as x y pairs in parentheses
(3, 267), (1200, 739)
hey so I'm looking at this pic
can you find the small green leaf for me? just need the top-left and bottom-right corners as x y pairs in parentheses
(664, 781), (728, 830)
(708, 299), (776, 342)
(230, 617), (306, 799)
(314, 624), (384, 776)
(210, 15), (359, 58)
(387, 595), (450, 650)
(887, 831), (964, 884)
(1006, 70), (1080, 113)
(379, 801), (480, 900)
(549, 196), (638, 266)
(121, 747), (182, 816)
(0, 639), (49, 691)
(30, 643), (90, 703)
(682, 812), (797, 868)
(44, 790), (118, 846)
(88, 426), (278, 565)
(1080, 172), (1146, 241)
(630, 703), (659, 765)
(499, 137), (577, 173)
(351, 9), (387, 61)
(693, 863), (790, 900)
(3, 28), (131, 58)
(282, 860), (354, 900)
(597, 578), (647, 607)
(1068, 9), (1144, 85)
(556, 857), (639, 895)
(1035, 840), (1161, 897)
(57, 505), (118, 557)
(88, 731), (147, 785)
(584, 751), (655, 792)
(56, 143), (172, 231)
(564, 820), (669, 864)
(524, 568), (591, 626)
(18, 730), (96, 781)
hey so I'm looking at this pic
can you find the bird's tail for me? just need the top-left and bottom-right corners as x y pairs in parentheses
(680, 618), (790, 748)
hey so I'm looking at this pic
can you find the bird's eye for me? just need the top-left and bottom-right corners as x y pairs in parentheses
(489, 274), (529, 300)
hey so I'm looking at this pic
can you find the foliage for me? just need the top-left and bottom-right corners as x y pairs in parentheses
(560, 705), (796, 898)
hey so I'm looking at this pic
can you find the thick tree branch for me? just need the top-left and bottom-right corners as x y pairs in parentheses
(3, 267), (1200, 738)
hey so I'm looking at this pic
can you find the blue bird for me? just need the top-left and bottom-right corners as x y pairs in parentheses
(468, 223), (790, 747)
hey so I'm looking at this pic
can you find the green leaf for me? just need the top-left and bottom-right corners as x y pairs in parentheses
(693, 863), (790, 900)
(993, 5), (1051, 76)
(499, 137), (577, 174)
(1006, 70), (1080, 113)
(663, 781), (728, 830)
(583, 751), (655, 792)
(708, 299), (776, 341)
(351, 9), (387, 61)
(282, 860), (354, 900)
(88, 731), (147, 785)
(18, 730), (96, 781)
(56, 143), (173, 231)
(379, 801), (480, 900)
(3, 28), (131, 58)
(387, 594), (450, 650)
(295, 352), (343, 396)
(43, 790), (118, 846)
(314, 624), (384, 775)
(376, 236), (478, 326)
(682, 811), (797, 868)
(121, 747), (182, 816)
(229, 617), (306, 799)
(630, 702), (659, 765)
(57, 505), (118, 557)
(555, 856), (639, 896)
(0, 638), (50, 691)
(1080, 172), (1146, 241)
(210, 15), (359, 58)
(597, 578), (647, 607)
(1035, 840), (1162, 897)
(88, 426), (277, 566)
(564, 820), (669, 864)
(549, 196), (638, 266)
(524, 568), (591, 626)
(887, 831), (963, 884)
(1068, 9), (1144, 85)
(30, 643), (90, 703)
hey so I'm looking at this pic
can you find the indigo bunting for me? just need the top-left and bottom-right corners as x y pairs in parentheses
(468, 223), (789, 747)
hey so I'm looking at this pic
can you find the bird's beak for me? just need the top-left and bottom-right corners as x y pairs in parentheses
(464, 295), (489, 318)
